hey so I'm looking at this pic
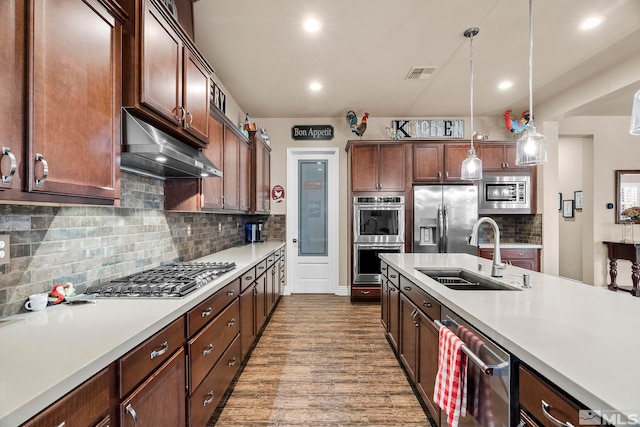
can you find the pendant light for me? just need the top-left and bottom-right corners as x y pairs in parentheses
(631, 89), (640, 135)
(461, 27), (482, 181)
(515, 0), (547, 166)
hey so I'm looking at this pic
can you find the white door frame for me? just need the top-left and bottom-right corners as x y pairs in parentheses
(285, 147), (339, 295)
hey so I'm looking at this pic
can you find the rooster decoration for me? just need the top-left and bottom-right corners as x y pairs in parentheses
(346, 111), (369, 137)
(503, 110), (530, 134)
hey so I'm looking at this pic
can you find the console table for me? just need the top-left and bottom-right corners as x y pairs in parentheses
(603, 241), (640, 297)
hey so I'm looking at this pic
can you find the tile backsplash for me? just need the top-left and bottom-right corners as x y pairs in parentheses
(0, 172), (284, 319)
(477, 214), (542, 244)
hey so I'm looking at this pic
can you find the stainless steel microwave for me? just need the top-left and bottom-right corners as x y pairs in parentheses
(478, 174), (532, 214)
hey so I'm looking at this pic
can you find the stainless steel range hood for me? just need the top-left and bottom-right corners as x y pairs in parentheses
(121, 108), (222, 178)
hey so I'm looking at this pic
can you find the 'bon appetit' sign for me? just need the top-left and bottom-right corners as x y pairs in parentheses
(291, 125), (334, 141)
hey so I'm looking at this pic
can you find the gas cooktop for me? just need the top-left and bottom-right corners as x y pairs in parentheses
(85, 262), (236, 298)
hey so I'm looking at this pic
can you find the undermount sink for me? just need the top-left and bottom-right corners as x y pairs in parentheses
(417, 268), (521, 291)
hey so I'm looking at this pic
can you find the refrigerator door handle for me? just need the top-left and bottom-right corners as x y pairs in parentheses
(437, 205), (444, 253)
(443, 205), (449, 253)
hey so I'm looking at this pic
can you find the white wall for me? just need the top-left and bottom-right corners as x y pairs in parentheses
(558, 137), (588, 281)
(559, 116), (640, 287)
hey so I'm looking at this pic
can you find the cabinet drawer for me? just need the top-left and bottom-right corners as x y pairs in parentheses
(255, 259), (268, 277)
(23, 366), (115, 427)
(241, 266), (256, 291)
(187, 278), (240, 336)
(119, 317), (186, 398)
(519, 366), (582, 427)
(387, 266), (400, 286)
(351, 286), (381, 299)
(381, 261), (388, 277)
(479, 248), (535, 259)
(266, 253), (276, 267)
(189, 335), (241, 427)
(399, 276), (441, 320)
(189, 299), (240, 391)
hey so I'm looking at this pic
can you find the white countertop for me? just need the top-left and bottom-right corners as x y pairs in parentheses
(381, 252), (640, 424)
(0, 241), (284, 427)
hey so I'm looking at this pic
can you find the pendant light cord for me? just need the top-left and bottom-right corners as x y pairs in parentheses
(470, 34), (475, 149)
(528, 0), (534, 119)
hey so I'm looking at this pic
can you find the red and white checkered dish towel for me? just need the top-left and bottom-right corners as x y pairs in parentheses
(457, 325), (495, 427)
(433, 326), (467, 427)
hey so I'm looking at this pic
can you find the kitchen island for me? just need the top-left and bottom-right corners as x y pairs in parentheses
(381, 252), (640, 425)
(0, 241), (284, 427)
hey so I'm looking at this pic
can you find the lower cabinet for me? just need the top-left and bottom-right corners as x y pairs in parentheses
(387, 281), (400, 351)
(399, 293), (419, 380)
(189, 336), (241, 426)
(21, 365), (116, 427)
(478, 247), (540, 272)
(416, 309), (441, 426)
(519, 366), (583, 427)
(119, 348), (187, 427)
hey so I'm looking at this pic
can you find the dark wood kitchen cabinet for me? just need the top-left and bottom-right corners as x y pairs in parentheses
(413, 142), (470, 183)
(387, 278), (400, 351)
(121, 0), (212, 149)
(119, 348), (186, 427)
(223, 125), (251, 212)
(349, 142), (406, 192)
(240, 267), (257, 359)
(478, 247), (540, 272)
(21, 365), (116, 427)
(477, 142), (530, 171)
(250, 130), (271, 214)
(394, 275), (442, 424)
(1, 0), (122, 204)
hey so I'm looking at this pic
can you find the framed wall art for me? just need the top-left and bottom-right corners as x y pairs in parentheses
(574, 191), (583, 210)
(562, 199), (574, 218)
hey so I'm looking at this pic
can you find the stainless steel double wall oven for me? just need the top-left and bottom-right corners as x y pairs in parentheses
(352, 196), (405, 285)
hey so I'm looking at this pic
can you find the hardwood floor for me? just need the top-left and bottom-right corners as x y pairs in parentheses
(209, 294), (432, 426)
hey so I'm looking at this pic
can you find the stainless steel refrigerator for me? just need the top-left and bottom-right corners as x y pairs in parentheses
(413, 185), (478, 254)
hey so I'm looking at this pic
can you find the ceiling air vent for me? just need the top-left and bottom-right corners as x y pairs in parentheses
(406, 66), (437, 80)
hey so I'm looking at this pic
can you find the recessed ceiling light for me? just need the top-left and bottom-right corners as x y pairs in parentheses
(303, 18), (321, 33)
(580, 16), (605, 30)
(309, 81), (322, 91)
(498, 81), (513, 90)
(155, 156), (167, 163)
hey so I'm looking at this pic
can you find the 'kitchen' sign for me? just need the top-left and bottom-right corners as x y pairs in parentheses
(391, 119), (464, 139)
(291, 125), (334, 141)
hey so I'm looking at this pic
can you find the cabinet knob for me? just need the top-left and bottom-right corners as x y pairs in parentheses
(404, 286), (412, 291)
(201, 307), (212, 318)
(227, 290), (235, 296)
(422, 301), (432, 308)
(227, 318), (236, 327)
(228, 357), (237, 367)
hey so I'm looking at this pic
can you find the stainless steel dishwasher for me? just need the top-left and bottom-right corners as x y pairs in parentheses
(435, 307), (516, 427)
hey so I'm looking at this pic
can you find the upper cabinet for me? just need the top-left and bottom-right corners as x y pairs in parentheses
(1, 0), (123, 204)
(477, 142), (530, 171)
(413, 142), (470, 183)
(250, 131), (271, 214)
(122, 0), (212, 149)
(350, 143), (406, 192)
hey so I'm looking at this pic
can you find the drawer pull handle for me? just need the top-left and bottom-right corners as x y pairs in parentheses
(227, 318), (236, 327)
(228, 357), (237, 367)
(390, 274), (397, 279)
(422, 301), (432, 308)
(227, 290), (235, 296)
(1, 147), (17, 184)
(541, 400), (575, 427)
(201, 307), (212, 318)
(203, 391), (214, 407)
(150, 341), (168, 359)
(55, 422), (66, 427)
(125, 404), (138, 426)
(245, 276), (253, 281)
(34, 153), (49, 187)
(258, 266), (265, 270)
(361, 290), (370, 295)
(404, 286), (411, 291)
(203, 343), (214, 356)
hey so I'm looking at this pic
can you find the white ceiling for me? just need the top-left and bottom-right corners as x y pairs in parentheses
(193, 0), (640, 119)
